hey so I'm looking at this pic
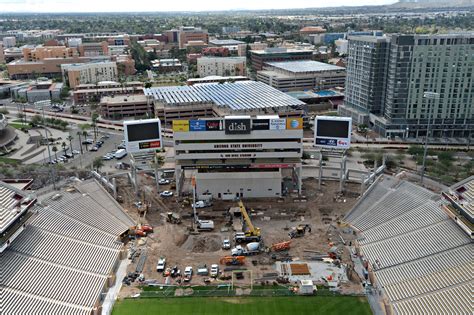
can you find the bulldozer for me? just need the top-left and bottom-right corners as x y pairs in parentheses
(220, 256), (245, 266)
(288, 224), (311, 239)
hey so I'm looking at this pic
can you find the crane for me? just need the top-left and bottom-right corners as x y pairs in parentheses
(234, 200), (261, 243)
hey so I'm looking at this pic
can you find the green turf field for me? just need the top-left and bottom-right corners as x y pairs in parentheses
(112, 296), (372, 315)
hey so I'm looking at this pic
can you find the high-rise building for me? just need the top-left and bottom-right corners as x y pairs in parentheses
(339, 34), (473, 138)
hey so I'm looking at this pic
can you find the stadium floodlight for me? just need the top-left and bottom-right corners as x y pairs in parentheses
(420, 91), (440, 186)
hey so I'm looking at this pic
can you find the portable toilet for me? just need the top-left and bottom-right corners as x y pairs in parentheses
(298, 279), (315, 295)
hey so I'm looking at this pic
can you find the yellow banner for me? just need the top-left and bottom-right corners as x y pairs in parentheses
(286, 118), (303, 130)
(172, 120), (189, 132)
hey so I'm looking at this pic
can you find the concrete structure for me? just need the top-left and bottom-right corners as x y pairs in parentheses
(0, 80), (28, 98)
(340, 33), (473, 138)
(100, 94), (151, 119)
(2, 37), (16, 48)
(197, 57), (246, 77)
(237, 42), (267, 57)
(144, 81), (306, 124)
(178, 27), (208, 49)
(72, 81), (143, 104)
(61, 61), (118, 89)
(3, 47), (23, 63)
(173, 116), (304, 198)
(11, 79), (63, 103)
(257, 60), (346, 92)
(0, 42), (5, 63)
(250, 48), (314, 71)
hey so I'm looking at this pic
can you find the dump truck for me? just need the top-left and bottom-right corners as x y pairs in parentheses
(220, 256), (245, 266)
(231, 242), (261, 256)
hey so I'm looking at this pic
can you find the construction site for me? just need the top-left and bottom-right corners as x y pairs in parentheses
(113, 173), (365, 298)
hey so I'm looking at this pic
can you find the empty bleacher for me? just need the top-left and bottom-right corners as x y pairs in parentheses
(346, 176), (473, 315)
(351, 181), (436, 231)
(1, 179), (133, 315)
(392, 282), (473, 315)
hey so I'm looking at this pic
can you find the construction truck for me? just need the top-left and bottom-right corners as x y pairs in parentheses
(231, 242), (261, 256)
(128, 224), (153, 238)
(220, 256), (245, 266)
(196, 220), (214, 231)
(162, 212), (181, 224)
(233, 200), (261, 244)
(289, 224), (311, 239)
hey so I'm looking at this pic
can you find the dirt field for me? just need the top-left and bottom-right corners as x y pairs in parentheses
(117, 176), (362, 298)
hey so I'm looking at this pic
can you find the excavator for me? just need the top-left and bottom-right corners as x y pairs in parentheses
(233, 200), (261, 244)
(220, 256), (245, 266)
(288, 224), (311, 239)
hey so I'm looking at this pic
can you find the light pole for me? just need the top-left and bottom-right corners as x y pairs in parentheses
(420, 91), (439, 186)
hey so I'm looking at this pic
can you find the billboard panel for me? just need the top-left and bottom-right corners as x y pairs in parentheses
(205, 120), (221, 131)
(172, 120), (189, 132)
(286, 118), (303, 130)
(252, 119), (270, 130)
(189, 120), (207, 131)
(124, 118), (163, 153)
(269, 118), (286, 130)
(314, 116), (351, 149)
(224, 118), (251, 135)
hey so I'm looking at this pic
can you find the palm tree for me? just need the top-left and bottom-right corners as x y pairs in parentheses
(52, 146), (58, 161)
(82, 131), (89, 151)
(92, 157), (104, 172)
(76, 131), (83, 154)
(61, 142), (67, 156)
(67, 135), (74, 154)
(91, 112), (99, 142)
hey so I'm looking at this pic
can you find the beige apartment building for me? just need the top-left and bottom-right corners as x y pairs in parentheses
(178, 27), (208, 49)
(197, 57), (246, 77)
(61, 61), (118, 89)
(22, 45), (78, 61)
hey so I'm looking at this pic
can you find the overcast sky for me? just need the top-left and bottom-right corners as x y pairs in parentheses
(1, 0), (397, 12)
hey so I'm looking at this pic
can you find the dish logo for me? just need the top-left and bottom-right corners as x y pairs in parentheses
(225, 119), (251, 134)
(338, 140), (348, 146)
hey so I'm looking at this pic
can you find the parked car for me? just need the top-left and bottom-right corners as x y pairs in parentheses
(65, 153), (74, 158)
(117, 144), (126, 149)
(197, 265), (209, 276)
(183, 266), (193, 282)
(158, 179), (170, 185)
(90, 146), (98, 152)
(210, 264), (219, 277)
(222, 239), (231, 250)
(82, 139), (93, 145)
(160, 191), (173, 197)
(72, 150), (80, 155)
(156, 257), (166, 272)
(193, 200), (212, 208)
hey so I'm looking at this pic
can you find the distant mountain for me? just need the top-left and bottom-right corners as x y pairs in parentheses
(394, 0), (474, 8)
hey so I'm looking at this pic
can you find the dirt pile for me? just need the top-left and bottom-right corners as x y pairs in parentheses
(181, 235), (221, 252)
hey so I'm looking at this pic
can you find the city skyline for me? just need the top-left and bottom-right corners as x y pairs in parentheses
(1, 0), (398, 13)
